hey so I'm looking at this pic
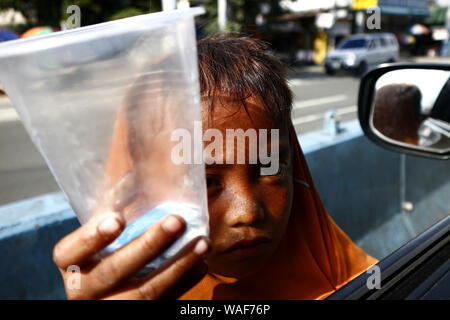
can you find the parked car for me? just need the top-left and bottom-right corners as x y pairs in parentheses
(325, 33), (399, 75)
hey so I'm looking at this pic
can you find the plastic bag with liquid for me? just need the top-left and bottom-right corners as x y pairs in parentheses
(0, 8), (208, 275)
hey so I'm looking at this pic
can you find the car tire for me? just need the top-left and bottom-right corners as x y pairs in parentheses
(356, 61), (368, 76)
(325, 66), (336, 75)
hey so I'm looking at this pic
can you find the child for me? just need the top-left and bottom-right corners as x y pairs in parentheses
(53, 36), (377, 300)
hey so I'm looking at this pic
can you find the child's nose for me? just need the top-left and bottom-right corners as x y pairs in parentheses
(224, 187), (265, 227)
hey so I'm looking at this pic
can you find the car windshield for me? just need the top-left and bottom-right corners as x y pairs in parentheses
(338, 38), (368, 49)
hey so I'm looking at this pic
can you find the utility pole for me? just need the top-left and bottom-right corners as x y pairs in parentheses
(355, 10), (365, 34)
(447, 4), (450, 30)
(330, 0), (338, 50)
(162, 0), (177, 11)
(444, 5), (450, 56)
(218, 0), (227, 31)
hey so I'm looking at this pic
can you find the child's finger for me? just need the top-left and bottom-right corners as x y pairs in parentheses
(54, 171), (139, 271)
(53, 212), (125, 270)
(108, 237), (210, 300)
(80, 215), (187, 299)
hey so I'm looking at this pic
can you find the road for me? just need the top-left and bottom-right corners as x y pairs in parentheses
(0, 69), (360, 206)
(289, 66), (360, 134)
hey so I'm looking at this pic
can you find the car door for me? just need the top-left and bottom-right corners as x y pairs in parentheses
(378, 37), (390, 62)
(366, 39), (379, 65)
(374, 38), (387, 64)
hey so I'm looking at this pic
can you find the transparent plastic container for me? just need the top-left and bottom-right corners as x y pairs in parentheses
(0, 7), (208, 274)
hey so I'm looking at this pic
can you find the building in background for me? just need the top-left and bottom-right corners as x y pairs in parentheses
(275, 0), (446, 64)
(1, 0), (447, 63)
(277, 0), (354, 65)
(377, 0), (430, 56)
(426, 4), (450, 56)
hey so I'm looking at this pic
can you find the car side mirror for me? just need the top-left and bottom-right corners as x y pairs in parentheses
(358, 64), (450, 160)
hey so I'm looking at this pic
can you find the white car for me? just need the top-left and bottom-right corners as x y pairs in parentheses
(325, 33), (399, 75)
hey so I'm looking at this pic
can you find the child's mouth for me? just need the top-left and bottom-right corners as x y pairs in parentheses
(221, 236), (271, 258)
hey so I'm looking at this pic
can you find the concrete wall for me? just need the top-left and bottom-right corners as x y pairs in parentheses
(0, 216), (79, 299)
(0, 120), (448, 299)
(0, 193), (77, 299)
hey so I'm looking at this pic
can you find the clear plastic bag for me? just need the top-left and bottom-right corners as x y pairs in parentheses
(0, 8), (208, 275)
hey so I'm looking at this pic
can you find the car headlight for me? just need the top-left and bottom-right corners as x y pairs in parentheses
(345, 54), (356, 66)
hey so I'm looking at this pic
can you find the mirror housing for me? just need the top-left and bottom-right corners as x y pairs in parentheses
(358, 64), (450, 160)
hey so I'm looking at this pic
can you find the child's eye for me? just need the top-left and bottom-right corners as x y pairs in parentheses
(206, 176), (221, 188)
(206, 176), (222, 197)
(259, 163), (287, 177)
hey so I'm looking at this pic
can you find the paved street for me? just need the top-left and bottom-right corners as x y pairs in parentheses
(288, 66), (360, 134)
(0, 97), (60, 205)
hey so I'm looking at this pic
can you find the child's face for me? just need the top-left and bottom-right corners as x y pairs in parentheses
(202, 95), (293, 278)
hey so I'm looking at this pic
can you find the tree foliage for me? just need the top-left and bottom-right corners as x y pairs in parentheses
(0, 0), (161, 32)
(1, 0), (285, 39)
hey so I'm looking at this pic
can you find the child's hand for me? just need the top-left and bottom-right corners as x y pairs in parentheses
(52, 212), (210, 299)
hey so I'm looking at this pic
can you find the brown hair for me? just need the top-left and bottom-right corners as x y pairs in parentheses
(124, 35), (294, 160)
(197, 35), (293, 126)
(373, 84), (424, 145)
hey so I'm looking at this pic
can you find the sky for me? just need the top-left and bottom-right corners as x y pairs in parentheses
(436, 0), (450, 6)
(376, 69), (450, 111)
